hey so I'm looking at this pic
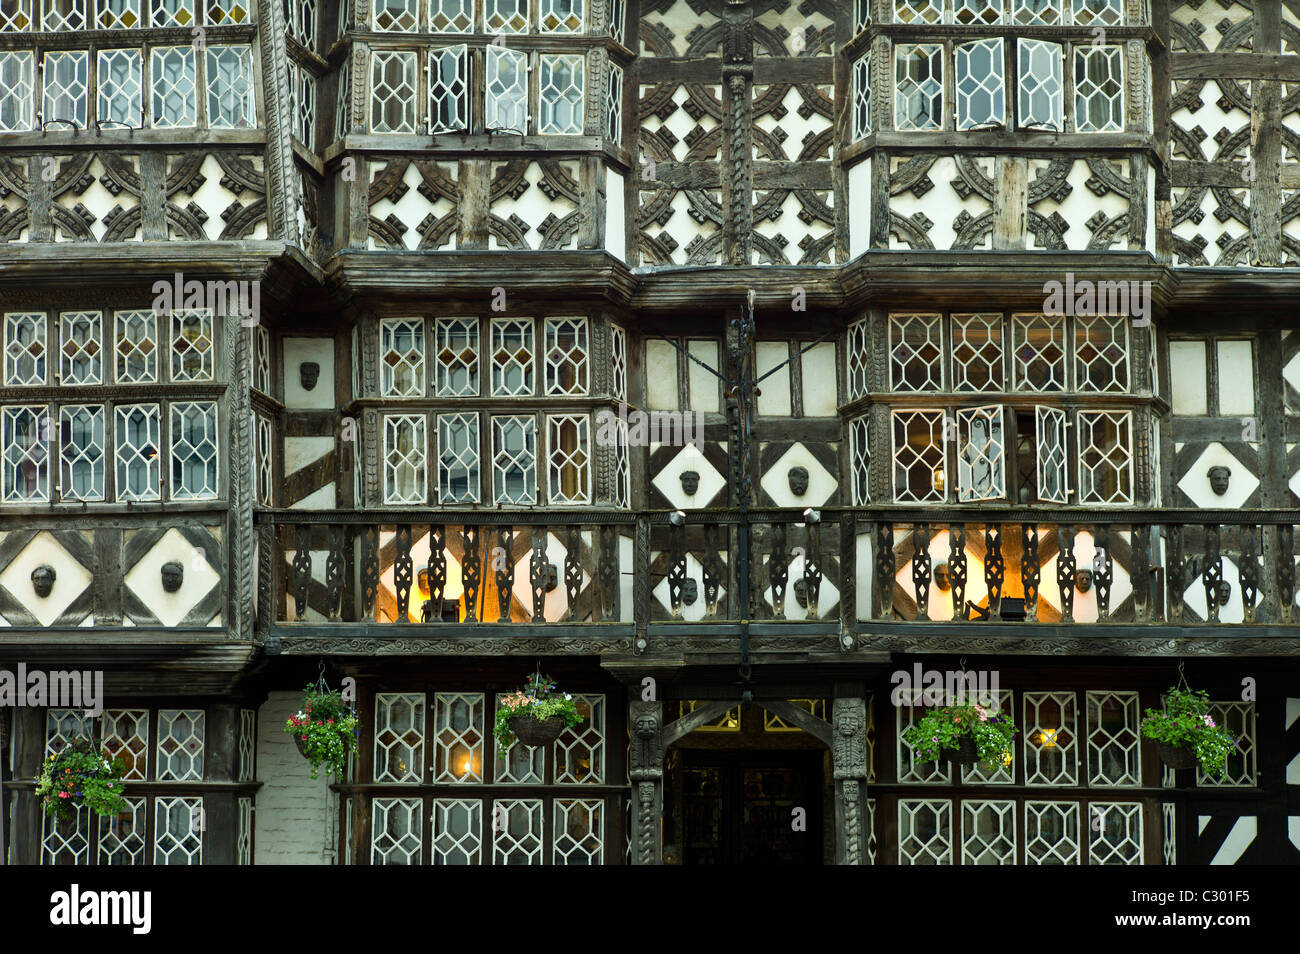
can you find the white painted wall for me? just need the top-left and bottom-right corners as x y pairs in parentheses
(254, 691), (337, 865)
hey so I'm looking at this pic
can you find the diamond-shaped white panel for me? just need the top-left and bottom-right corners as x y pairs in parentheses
(0, 530), (91, 626)
(759, 442), (837, 508)
(1177, 443), (1258, 510)
(651, 444), (725, 510)
(123, 528), (219, 626)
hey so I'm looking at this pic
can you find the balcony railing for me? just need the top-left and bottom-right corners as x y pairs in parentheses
(253, 509), (1300, 640)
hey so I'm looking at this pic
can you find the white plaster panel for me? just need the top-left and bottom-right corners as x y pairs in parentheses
(848, 158), (871, 258)
(368, 160), (456, 251)
(760, 441), (836, 508)
(652, 442), (725, 510)
(652, 551), (727, 621)
(687, 339), (720, 412)
(1177, 443), (1258, 510)
(0, 530), (91, 626)
(123, 527), (220, 627)
(1028, 158), (1129, 250)
(890, 155), (993, 251)
(1216, 339), (1254, 415)
(1039, 530), (1133, 623)
(254, 690), (335, 864)
(802, 342), (838, 416)
(605, 166), (626, 262)
(510, 531), (591, 621)
(640, 0), (720, 57)
(645, 339), (678, 410)
(1170, 339), (1208, 415)
(855, 532), (873, 621)
(755, 341), (791, 416)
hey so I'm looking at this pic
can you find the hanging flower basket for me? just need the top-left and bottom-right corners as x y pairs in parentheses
(1155, 741), (1200, 771)
(285, 681), (361, 780)
(901, 701), (1018, 770)
(941, 736), (981, 767)
(36, 738), (128, 823)
(494, 671), (586, 757)
(1141, 685), (1237, 776)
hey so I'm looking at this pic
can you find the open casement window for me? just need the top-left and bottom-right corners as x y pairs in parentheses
(1034, 405), (1070, 503)
(954, 38), (1004, 130)
(1016, 38), (1063, 131)
(956, 405), (1005, 502)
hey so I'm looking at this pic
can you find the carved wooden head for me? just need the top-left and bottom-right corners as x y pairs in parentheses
(933, 561), (950, 591)
(30, 564), (55, 598)
(1207, 465), (1231, 496)
(1075, 568), (1094, 593)
(161, 561), (184, 593)
(679, 470), (700, 496)
(787, 465), (809, 497)
(299, 361), (320, 391)
(681, 578), (698, 606)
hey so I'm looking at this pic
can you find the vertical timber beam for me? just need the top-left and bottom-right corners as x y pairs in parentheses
(628, 699), (665, 864)
(722, 0), (754, 265)
(1252, 2), (1282, 266)
(832, 688), (869, 865)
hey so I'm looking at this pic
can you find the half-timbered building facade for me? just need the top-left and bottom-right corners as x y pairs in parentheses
(1, 0), (1298, 865)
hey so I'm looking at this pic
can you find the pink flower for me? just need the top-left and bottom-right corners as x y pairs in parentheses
(1203, 716), (1215, 728)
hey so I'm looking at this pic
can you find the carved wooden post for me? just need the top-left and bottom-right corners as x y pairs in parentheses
(628, 699), (665, 865)
(832, 693), (869, 865)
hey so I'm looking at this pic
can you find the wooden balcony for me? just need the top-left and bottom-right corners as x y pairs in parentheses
(253, 508), (1300, 655)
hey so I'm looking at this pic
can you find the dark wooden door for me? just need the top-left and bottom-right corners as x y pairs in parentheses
(678, 750), (823, 865)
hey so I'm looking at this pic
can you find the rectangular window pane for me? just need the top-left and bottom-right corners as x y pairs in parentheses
(547, 413), (589, 503)
(490, 317), (533, 395)
(59, 404), (105, 501)
(114, 403), (160, 501)
(380, 317), (425, 396)
(898, 799), (952, 864)
(97, 48), (142, 126)
(114, 310), (157, 383)
(435, 317), (478, 395)
(59, 310), (102, 384)
(604, 61), (622, 143)
(0, 52), (34, 131)
(955, 38), (1004, 130)
(384, 413), (427, 504)
(2, 405), (49, 501)
(544, 316), (588, 395)
(373, 692), (425, 783)
(485, 46), (526, 133)
(894, 44), (942, 131)
(852, 52), (870, 140)
(151, 46), (196, 128)
(892, 409), (946, 503)
(42, 50), (88, 128)
(428, 45), (470, 133)
(170, 401), (219, 500)
(1074, 45), (1123, 133)
(1018, 38), (1063, 131)
(1076, 410), (1132, 504)
(437, 411), (479, 503)
(1217, 340), (1255, 415)
(1085, 691), (1140, 786)
(370, 50), (417, 132)
(206, 44), (254, 128)
(170, 309), (213, 381)
(5, 312), (46, 384)
(492, 414), (536, 504)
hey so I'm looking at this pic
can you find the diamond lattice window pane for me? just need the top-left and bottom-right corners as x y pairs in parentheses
(157, 709), (205, 781)
(370, 50), (417, 132)
(432, 799), (482, 864)
(540, 0), (582, 32)
(492, 415), (536, 504)
(890, 313), (944, 391)
(372, 0), (415, 30)
(1025, 801), (1079, 863)
(60, 404), (105, 501)
(5, 312), (46, 384)
(1076, 410), (1132, 504)
(380, 317), (425, 396)
(849, 415), (870, 505)
(114, 310), (156, 383)
(154, 796), (203, 864)
(1071, 0), (1122, 26)
(432, 693), (483, 782)
(852, 52), (870, 140)
(951, 312), (1003, 391)
(1196, 702), (1255, 787)
(1011, 0), (1061, 25)
(553, 799), (603, 864)
(1023, 691), (1078, 785)
(150, 0), (194, 27)
(102, 709), (149, 780)
(43, 806), (91, 864)
(429, 0), (471, 31)
(435, 317), (478, 395)
(485, 46), (526, 132)
(544, 316), (588, 395)
(0, 51), (34, 131)
(490, 317), (533, 395)
(898, 799), (952, 864)
(1011, 313), (1066, 390)
(609, 0), (624, 43)
(893, 0), (942, 24)
(894, 43), (943, 131)
(383, 413), (427, 504)
(0, 0), (34, 31)
(437, 411), (479, 503)
(1074, 45), (1123, 133)
(956, 404), (1005, 502)
(170, 401), (218, 500)
(42, 50), (88, 127)
(372, 798), (422, 864)
(1017, 38), (1063, 130)
(954, 0), (1002, 24)
(554, 694), (603, 783)
(98, 0), (140, 28)
(206, 0), (248, 23)
(287, 0), (316, 45)
(1034, 404), (1069, 503)
(374, 693), (425, 782)
(604, 61), (622, 143)
(961, 800), (1016, 864)
(2, 404), (49, 502)
(1088, 801), (1143, 864)
(206, 45), (254, 128)
(98, 796), (146, 864)
(547, 413), (590, 503)
(891, 409), (946, 503)
(334, 58), (351, 141)
(255, 412), (273, 505)
(1074, 315), (1129, 392)
(485, 0), (525, 33)
(291, 64), (316, 146)
(955, 38), (1004, 130)
(846, 317), (870, 399)
(114, 403), (160, 501)
(42, 0), (86, 30)
(492, 798), (543, 863)
(170, 309), (212, 381)
(150, 46), (196, 127)
(539, 53), (585, 134)
(428, 45), (470, 133)
(1085, 691), (1140, 785)
(97, 48), (142, 126)
(59, 311), (102, 384)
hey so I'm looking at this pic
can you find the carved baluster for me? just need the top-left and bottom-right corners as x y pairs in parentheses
(1131, 524), (1150, 622)
(598, 524), (618, 622)
(984, 525), (1003, 618)
(361, 524), (379, 620)
(1202, 524), (1222, 624)
(804, 522), (822, 620)
(427, 525), (446, 622)
(876, 523), (895, 619)
(1093, 526), (1113, 620)
(325, 524), (345, 621)
(291, 524), (312, 621)
(702, 524), (723, 618)
(1167, 525), (1185, 623)
(393, 524), (413, 623)
(1239, 524), (1259, 623)
(948, 524), (967, 621)
(1277, 525), (1295, 623)
(1021, 523), (1040, 622)
(769, 522), (788, 619)
(911, 523), (931, 621)
(462, 525), (481, 622)
(496, 527), (514, 623)
(565, 525), (582, 621)
(668, 519), (687, 619)
(1056, 524), (1076, 623)
(530, 527), (548, 623)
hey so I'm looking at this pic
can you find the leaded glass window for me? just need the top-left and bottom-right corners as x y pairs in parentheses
(609, 0), (624, 43)
(951, 313), (1003, 391)
(851, 52), (870, 140)
(1011, 313), (1065, 391)
(604, 61), (622, 143)
(437, 411), (479, 503)
(0, 52), (35, 131)
(114, 403), (160, 501)
(433, 692), (483, 782)
(334, 58), (351, 141)
(490, 317), (533, 395)
(485, 46), (526, 133)
(894, 44), (942, 131)
(170, 401), (218, 500)
(961, 800), (1016, 864)
(102, 709), (148, 780)
(60, 311), (102, 384)
(1074, 45), (1123, 132)
(434, 317), (477, 396)
(1025, 800), (1079, 863)
(150, 46), (197, 128)
(206, 45), (254, 128)
(538, 53), (584, 134)
(1072, 0), (1121, 26)
(236, 797), (252, 864)
(157, 709), (205, 781)
(492, 798), (543, 863)
(0, 0), (33, 31)
(1011, 0), (1061, 25)
(540, 0), (582, 32)
(287, 0), (316, 44)
(5, 312), (45, 385)
(207, 0), (249, 25)
(98, 0), (140, 28)
(42, 50), (88, 128)
(42, 0), (85, 30)
(373, 692), (424, 783)
(897, 702), (950, 783)
(380, 317), (426, 396)
(544, 317), (587, 395)
(291, 64), (316, 145)
(99, 796), (146, 864)
(1088, 801), (1142, 864)
(114, 310), (156, 383)
(485, 0), (525, 33)
(1196, 702), (1255, 787)
(554, 694), (603, 783)
(1035, 405), (1069, 503)
(609, 324), (627, 402)
(547, 413), (590, 504)
(97, 48), (142, 126)
(2, 404), (49, 502)
(553, 799), (602, 863)
(432, 799), (481, 864)
(898, 799), (951, 864)
(255, 412), (273, 505)
(492, 414), (536, 505)
(1074, 315), (1129, 392)
(59, 404), (105, 501)
(955, 38), (1004, 129)
(430, 0), (472, 31)
(892, 409), (946, 503)
(1085, 691), (1140, 786)
(494, 692), (542, 782)
(372, 798), (424, 863)
(1017, 38), (1063, 131)
(1076, 410), (1132, 504)
(955, 0), (1002, 24)
(846, 317), (870, 399)
(384, 412), (427, 504)
(154, 795), (203, 864)
(150, 0), (195, 27)
(890, 314), (944, 391)
(251, 323), (271, 394)
(372, 0), (416, 31)
(956, 404), (1004, 502)
(893, 0), (941, 24)
(370, 50), (417, 132)
(43, 806), (91, 864)
(428, 45), (470, 133)
(849, 415), (870, 505)
(1023, 691), (1078, 785)
(170, 310), (213, 381)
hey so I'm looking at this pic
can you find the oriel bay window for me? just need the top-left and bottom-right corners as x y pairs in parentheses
(848, 312), (1144, 505)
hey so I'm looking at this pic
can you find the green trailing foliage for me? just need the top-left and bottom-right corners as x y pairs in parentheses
(285, 684), (362, 780)
(493, 672), (585, 758)
(1140, 686), (1238, 777)
(902, 701), (1019, 768)
(36, 738), (128, 822)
